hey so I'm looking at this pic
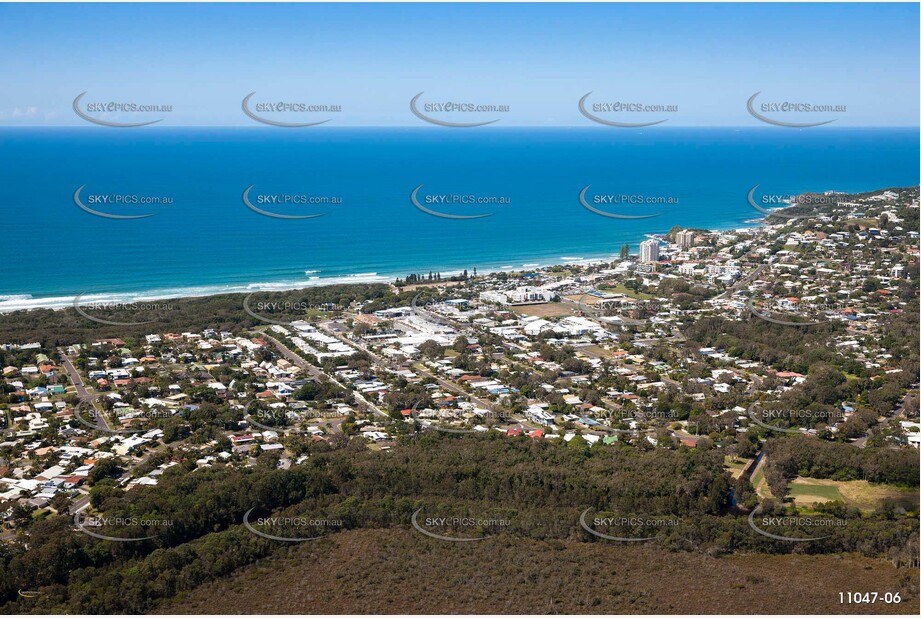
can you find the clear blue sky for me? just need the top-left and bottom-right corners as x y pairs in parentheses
(0, 2), (918, 126)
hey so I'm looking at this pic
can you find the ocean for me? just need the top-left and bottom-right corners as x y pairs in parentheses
(0, 127), (917, 311)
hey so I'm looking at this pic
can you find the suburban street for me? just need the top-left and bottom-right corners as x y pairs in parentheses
(260, 331), (388, 420)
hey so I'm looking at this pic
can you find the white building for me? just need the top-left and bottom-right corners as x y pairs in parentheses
(639, 239), (660, 263)
(508, 287), (554, 304)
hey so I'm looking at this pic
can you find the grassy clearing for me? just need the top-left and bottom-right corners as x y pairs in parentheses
(789, 477), (917, 512)
(597, 284), (654, 300)
(579, 345), (620, 360)
(398, 280), (465, 292)
(724, 456), (753, 480)
(514, 303), (575, 317)
(788, 478), (845, 505)
(564, 294), (600, 306)
(750, 460), (774, 499)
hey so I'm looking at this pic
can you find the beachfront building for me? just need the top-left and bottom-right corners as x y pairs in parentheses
(639, 239), (660, 263)
(676, 229), (695, 250)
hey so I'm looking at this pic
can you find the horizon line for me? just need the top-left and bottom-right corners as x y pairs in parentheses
(2, 124), (920, 130)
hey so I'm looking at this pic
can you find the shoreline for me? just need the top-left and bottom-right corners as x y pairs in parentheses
(0, 218), (776, 314)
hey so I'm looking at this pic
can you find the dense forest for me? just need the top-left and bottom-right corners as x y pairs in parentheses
(763, 434), (920, 499)
(0, 284), (395, 345)
(2, 434), (917, 614)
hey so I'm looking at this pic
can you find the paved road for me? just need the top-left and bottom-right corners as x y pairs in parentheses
(70, 442), (169, 518)
(315, 320), (552, 432)
(72, 492), (91, 513)
(57, 348), (91, 401)
(261, 333), (325, 381)
(0, 437), (171, 545)
(56, 348), (116, 431)
(328, 319), (491, 412)
(750, 452), (769, 499)
(319, 321), (502, 413)
(262, 332), (388, 419)
(713, 263), (767, 301)
(414, 305), (465, 331)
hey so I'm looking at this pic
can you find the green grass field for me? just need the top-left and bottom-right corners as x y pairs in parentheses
(750, 462), (774, 499)
(788, 477), (917, 512)
(596, 284), (654, 300)
(788, 479), (845, 503)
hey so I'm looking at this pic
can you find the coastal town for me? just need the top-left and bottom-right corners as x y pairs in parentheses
(1, 185), (918, 542)
(1, 0), (918, 613)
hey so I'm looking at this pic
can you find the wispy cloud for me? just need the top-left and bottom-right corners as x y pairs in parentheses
(0, 106), (40, 120)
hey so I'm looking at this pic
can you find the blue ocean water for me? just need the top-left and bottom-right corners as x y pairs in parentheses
(0, 127), (917, 310)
